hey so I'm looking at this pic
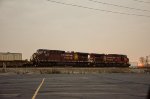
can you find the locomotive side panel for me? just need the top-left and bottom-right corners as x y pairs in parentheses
(31, 49), (65, 66)
(73, 52), (89, 66)
(89, 54), (106, 66)
(105, 54), (130, 67)
(61, 52), (89, 66)
(89, 54), (130, 67)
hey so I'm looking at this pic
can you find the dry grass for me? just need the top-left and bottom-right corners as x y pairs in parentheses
(0, 67), (150, 74)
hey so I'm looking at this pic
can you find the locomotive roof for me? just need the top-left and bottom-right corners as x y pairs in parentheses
(75, 52), (89, 55)
(107, 54), (127, 56)
(37, 49), (65, 52)
(90, 53), (105, 55)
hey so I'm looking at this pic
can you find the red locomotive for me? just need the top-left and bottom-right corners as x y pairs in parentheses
(89, 53), (129, 67)
(31, 49), (130, 67)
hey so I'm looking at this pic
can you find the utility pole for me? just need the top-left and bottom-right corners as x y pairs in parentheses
(145, 56), (148, 67)
(147, 55), (150, 67)
(144, 55), (150, 67)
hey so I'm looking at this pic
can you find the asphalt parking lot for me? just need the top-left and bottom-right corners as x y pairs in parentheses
(0, 73), (150, 99)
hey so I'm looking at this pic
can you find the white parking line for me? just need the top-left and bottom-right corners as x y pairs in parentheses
(32, 78), (45, 99)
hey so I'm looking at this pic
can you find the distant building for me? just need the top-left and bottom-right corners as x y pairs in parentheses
(0, 52), (22, 61)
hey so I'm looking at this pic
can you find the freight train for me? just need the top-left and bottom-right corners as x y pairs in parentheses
(0, 49), (130, 67)
(30, 49), (130, 67)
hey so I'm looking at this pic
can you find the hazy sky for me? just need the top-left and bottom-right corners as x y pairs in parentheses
(0, 0), (150, 62)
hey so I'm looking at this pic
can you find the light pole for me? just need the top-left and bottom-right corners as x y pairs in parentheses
(145, 55), (150, 67)
(2, 62), (6, 73)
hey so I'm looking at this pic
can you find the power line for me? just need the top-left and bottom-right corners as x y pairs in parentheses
(47, 0), (150, 18)
(132, 0), (150, 3)
(88, 0), (150, 12)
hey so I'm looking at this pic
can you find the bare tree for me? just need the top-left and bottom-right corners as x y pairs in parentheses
(139, 57), (145, 66)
